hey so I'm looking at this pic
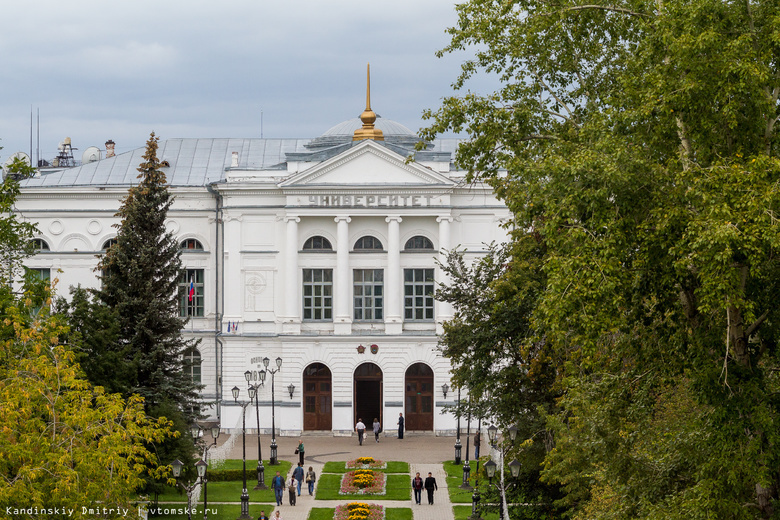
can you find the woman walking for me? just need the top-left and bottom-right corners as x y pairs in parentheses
(373, 418), (381, 443)
(306, 466), (317, 495)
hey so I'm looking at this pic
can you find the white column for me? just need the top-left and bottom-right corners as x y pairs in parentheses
(334, 215), (352, 334)
(437, 216), (454, 333)
(283, 216), (301, 333)
(385, 215), (403, 335)
(223, 213), (243, 325)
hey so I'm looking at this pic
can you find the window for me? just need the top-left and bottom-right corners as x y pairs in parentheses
(303, 269), (333, 321)
(181, 238), (204, 251)
(404, 268), (435, 321)
(32, 238), (50, 251)
(353, 236), (383, 250)
(102, 238), (117, 250)
(27, 267), (51, 283)
(179, 269), (205, 317)
(404, 236), (434, 250)
(185, 349), (202, 384)
(303, 236), (333, 250)
(354, 269), (383, 321)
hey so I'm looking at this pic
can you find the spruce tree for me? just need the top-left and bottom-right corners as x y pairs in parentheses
(97, 133), (201, 423)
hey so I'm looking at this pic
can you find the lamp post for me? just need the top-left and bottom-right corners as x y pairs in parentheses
(263, 356), (282, 465)
(461, 402), (472, 490)
(193, 423), (221, 520)
(232, 386), (253, 520)
(246, 369), (267, 489)
(471, 415), (483, 519)
(454, 386), (462, 465)
(483, 424), (521, 520)
(171, 456), (206, 520)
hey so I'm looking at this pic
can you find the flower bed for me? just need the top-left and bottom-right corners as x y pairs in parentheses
(345, 456), (387, 469)
(334, 502), (385, 520)
(339, 470), (387, 495)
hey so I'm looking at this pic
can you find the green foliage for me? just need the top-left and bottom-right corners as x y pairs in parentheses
(0, 159), (38, 285)
(425, 0), (780, 518)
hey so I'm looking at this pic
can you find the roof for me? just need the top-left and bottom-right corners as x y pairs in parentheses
(20, 137), (464, 188)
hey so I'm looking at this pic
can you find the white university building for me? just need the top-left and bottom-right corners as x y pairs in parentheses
(15, 92), (510, 436)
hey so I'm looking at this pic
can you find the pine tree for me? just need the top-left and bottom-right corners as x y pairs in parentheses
(97, 133), (201, 422)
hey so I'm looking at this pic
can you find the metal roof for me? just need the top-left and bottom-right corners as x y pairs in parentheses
(20, 137), (464, 188)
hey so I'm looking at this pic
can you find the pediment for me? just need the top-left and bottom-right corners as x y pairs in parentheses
(280, 140), (454, 188)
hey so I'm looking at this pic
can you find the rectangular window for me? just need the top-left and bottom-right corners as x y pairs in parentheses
(179, 269), (205, 317)
(28, 267), (51, 283)
(404, 268), (435, 321)
(303, 268), (333, 321)
(353, 269), (383, 321)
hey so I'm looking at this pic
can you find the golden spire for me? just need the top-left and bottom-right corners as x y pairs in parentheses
(353, 63), (384, 141)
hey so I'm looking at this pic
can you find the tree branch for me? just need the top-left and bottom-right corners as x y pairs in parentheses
(746, 309), (770, 337)
(542, 5), (651, 19)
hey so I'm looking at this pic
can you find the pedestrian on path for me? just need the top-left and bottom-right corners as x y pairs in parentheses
(257, 510), (268, 520)
(397, 413), (405, 439)
(373, 418), (381, 443)
(293, 462), (305, 496)
(296, 439), (305, 466)
(306, 466), (317, 495)
(411, 472), (424, 505)
(474, 431), (481, 459)
(424, 472), (438, 505)
(271, 471), (285, 506)
(288, 477), (297, 506)
(355, 418), (366, 445)
(273, 511), (282, 520)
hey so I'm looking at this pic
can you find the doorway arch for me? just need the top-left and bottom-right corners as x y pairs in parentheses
(303, 363), (332, 431)
(405, 363), (434, 430)
(354, 362), (383, 427)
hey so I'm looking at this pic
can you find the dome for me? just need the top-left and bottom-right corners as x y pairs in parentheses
(321, 116), (415, 137)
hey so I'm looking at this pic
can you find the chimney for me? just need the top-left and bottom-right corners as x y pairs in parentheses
(231, 151), (239, 168)
(105, 140), (116, 158)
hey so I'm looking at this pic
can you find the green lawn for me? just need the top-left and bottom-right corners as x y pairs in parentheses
(210, 458), (292, 476)
(443, 461), (490, 504)
(308, 508), (412, 520)
(453, 505), (499, 520)
(321, 461), (410, 474)
(314, 473), (411, 500)
(149, 503), (275, 519)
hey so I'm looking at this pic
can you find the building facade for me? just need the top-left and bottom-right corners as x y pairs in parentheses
(16, 109), (510, 435)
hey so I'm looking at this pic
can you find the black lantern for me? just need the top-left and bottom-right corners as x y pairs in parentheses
(484, 459), (497, 480)
(244, 370), (252, 383)
(231, 386), (240, 401)
(210, 424), (221, 440)
(509, 459), (521, 479)
(259, 369), (267, 384)
(442, 383), (449, 399)
(248, 386), (256, 400)
(507, 424), (518, 444)
(262, 357), (270, 369)
(287, 383), (295, 399)
(195, 459), (207, 478)
(190, 424), (200, 439)
(487, 424), (498, 446)
(275, 356), (282, 369)
(171, 459), (184, 478)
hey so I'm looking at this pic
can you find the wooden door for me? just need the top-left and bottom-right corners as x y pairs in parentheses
(303, 363), (332, 430)
(405, 363), (434, 430)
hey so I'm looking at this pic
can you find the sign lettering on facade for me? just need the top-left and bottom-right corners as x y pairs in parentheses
(308, 194), (435, 207)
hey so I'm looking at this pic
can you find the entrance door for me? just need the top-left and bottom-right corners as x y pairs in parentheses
(354, 362), (382, 426)
(303, 363), (332, 431)
(405, 363), (434, 430)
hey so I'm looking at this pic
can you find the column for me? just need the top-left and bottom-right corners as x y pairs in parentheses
(334, 215), (352, 335)
(385, 216), (403, 335)
(437, 216), (454, 333)
(283, 216), (301, 333)
(223, 213), (243, 325)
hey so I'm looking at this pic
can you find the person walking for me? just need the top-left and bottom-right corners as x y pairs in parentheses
(355, 418), (366, 445)
(306, 466), (317, 495)
(288, 477), (297, 506)
(372, 418), (381, 443)
(424, 472), (438, 504)
(397, 412), (405, 439)
(474, 431), (481, 459)
(257, 510), (269, 520)
(271, 471), (285, 506)
(296, 439), (305, 466)
(411, 472), (424, 505)
(293, 462), (305, 496)
(272, 510), (282, 520)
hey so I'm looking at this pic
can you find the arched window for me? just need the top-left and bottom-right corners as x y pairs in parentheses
(185, 349), (202, 384)
(181, 238), (204, 251)
(404, 235), (434, 250)
(353, 236), (383, 251)
(32, 238), (50, 251)
(101, 238), (117, 250)
(303, 236), (333, 250)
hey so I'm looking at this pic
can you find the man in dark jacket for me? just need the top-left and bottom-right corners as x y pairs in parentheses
(424, 472), (438, 505)
(293, 462), (305, 496)
(411, 472), (424, 505)
(271, 471), (285, 506)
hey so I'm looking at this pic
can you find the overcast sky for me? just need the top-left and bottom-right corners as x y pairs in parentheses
(0, 0), (494, 165)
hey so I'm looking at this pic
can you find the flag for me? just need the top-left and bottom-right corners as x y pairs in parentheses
(188, 277), (195, 302)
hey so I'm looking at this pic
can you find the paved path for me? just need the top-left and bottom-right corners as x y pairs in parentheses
(209, 433), (459, 520)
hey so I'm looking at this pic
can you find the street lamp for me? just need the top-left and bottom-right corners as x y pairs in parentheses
(263, 356), (282, 465)
(246, 369), (267, 489)
(487, 424), (498, 447)
(509, 459), (521, 479)
(454, 387), (462, 465)
(442, 383), (449, 399)
(171, 457), (203, 520)
(232, 386), (253, 520)
(287, 383), (295, 399)
(193, 422), (220, 520)
(460, 402), (472, 490)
